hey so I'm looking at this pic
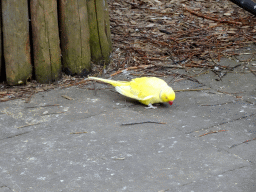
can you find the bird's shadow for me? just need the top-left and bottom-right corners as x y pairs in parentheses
(95, 87), (170, 109)
(123, 99), (170, 109)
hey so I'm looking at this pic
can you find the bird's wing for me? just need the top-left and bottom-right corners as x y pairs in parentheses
(139, 95), (154, 101)
(115, 86), (153, 100)
(129, 78), (163, 99)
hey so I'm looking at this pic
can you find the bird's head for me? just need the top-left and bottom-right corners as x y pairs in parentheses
(160, 87), (175, 105)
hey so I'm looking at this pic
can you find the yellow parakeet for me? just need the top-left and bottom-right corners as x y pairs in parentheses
(88, 76), (175, 109)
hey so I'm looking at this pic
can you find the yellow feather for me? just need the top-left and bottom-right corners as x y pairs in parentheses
(88, 77), (175, 107)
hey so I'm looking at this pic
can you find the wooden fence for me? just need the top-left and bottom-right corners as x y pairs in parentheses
(0, 0), (112, 85)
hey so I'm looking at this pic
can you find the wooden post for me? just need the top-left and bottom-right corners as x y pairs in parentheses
(95, 0), (112, 63)
(30, 0), (62, 83)
(2, 0), (32, 85)
(59, 0), (91, 76)
(87, 0), (112, 65)
(0, 2), (2, 80)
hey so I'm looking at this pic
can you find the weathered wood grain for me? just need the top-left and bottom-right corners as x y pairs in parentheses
(59, 0), (91, 76)
(87, 0), (101, 63)
(30, 0), (62, 83)
(95, 0), (112, 63)
(0, 3), (2, 80)
(87, 0), (112, 64)
(2, 0), (32, 85)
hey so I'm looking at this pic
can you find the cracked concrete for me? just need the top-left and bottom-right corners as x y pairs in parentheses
(0, 57), (255, 192)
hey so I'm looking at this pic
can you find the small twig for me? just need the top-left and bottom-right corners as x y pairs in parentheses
(174, 88), (210, 92)
(158, 189), (170, 192)
(228, 64), (242, 71)
(249, 67), (256, 77)
(172, 72), (204, 85)
(186, 113), (255, 134)
(112, 157), (125, 160)
(25, 95), (33, 103)
(110, 65), (154, 76)
(199, 130), (227, 137)
(5, 131), (30, 139)
(193, 69), (210, 77)
(26, 104), (60, 108)
(200, 101), (237, 106)
(61, 95), (74, 100)
(41, 112), (65, 116)
(159, 29), (172, 35)
(17, 123), (40, 129)
(182, 4), (243, 25)
(121, 121), (166, 126)
(61, 79), (90, 88)
(230, 137), (256, 148)
(70, 132), (88, 134)
(217, 90), (242, 96)
(155, 64), (185, 69)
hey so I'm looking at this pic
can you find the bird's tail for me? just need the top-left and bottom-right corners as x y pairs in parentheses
(88, 77), (126, 87)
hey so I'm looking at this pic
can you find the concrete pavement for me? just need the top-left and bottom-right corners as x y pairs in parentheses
(0, 58), (255, 192)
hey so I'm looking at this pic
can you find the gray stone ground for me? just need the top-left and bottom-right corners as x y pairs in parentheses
(0, 57), (255, 192)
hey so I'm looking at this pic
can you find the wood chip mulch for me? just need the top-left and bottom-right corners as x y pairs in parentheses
(1, 0), (256, 102)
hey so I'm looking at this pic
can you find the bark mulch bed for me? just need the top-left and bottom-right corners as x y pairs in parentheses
(0, 0), (255, 102)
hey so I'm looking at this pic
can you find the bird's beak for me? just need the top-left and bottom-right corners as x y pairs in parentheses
(169, 101), (173, 105)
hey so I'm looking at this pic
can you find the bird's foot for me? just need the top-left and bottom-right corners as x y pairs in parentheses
(145, 104), (157, 109)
